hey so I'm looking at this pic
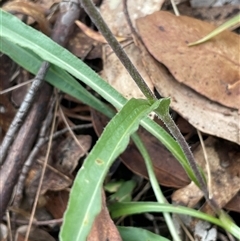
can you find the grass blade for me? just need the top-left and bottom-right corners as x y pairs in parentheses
(117, 226), (170, 241)
(189, 14), (240, 46)
(0, 38), (114, 118)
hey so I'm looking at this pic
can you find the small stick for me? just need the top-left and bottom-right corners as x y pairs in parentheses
(0, 61), (49, 164)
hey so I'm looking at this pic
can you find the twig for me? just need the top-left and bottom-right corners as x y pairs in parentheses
(0, 61), (49, 164)
(24, 98), (58, 241)
(0, 78), (53, 221)
(4, 217), (63, 226)
(0, 79), (33, 95)
(59, 106), (89, 155)
(12, 99), (55, 209)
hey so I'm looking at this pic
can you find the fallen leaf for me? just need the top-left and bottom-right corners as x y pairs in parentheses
(45, 190), (69, 219)
(123, 40), (239, 144)
(176, 4), (240, 26)
(53, 134), (92, 174)
(102, 42), (154, 99)
(87, 190), (122, 241)
(2, 1), (51, 35)
(15, 226), (55, 241)
(25, 135), (91, 205)
(225, 191), (240, 213)
(136, 11), (240, 109)
(100, 0), (165, 37)
(0, 55), (17, 137)
(67, 28), (102, 60)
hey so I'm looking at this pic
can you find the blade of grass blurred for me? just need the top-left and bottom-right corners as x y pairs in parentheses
(132, 126), (181, 241)
(60, 98), (165, 240)
(0, 9), (197, 184)
(117, 226), (170, 241)
(110, 202), (240, 238)
(189, 14), (240, 46)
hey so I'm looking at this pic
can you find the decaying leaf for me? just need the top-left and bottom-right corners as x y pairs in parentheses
(102, 42), (154, 99)
(0, 55), (17, 136)
(45, 190), (69, 219)
(175, 3), (240, 26)
(25, 135), (91, 205)
(2, 1), (51, 35)
(15, 225), (55, 241)
(133, 20), (239, 144)
(150, 58), (239, 144)
(87, 190), (122, 241)
(100, 0), (165, 37)
(100, 0), (164, 100)
(172, 137), (240, 213)
(136, 11), (240, 110)
(67, 27), (102, 60)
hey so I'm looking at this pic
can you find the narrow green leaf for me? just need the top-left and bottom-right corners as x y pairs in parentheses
(60, 98), (164, 241)
(155, 98), (171, 116)
(0, 38), (115, 118)
(118, 226), (170, 241)
(189, 14), (240, 46)
(131, 133), (181, 241)
(110, 202), (222, 228)
(1, 9), (127, 110)
(110, 202), (240, 239)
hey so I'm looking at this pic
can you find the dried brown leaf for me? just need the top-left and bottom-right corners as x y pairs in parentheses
(0, 55), (17, 136)
(136, 11), (240, 109)
(127, 43), (239, 144)
(2, 1), (51, 35)
(87, 190), (122, 241)
(66, 24), (102, 60)
(15, 226), (55, 241)
(25, 135), (91, 204)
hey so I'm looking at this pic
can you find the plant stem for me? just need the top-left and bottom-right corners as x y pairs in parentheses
(132, 133), (181, 241)
(158, 111), (220, 214)
(79, 0), (156, 104)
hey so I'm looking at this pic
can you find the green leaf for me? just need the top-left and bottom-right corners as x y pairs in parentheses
(0, 38), (115, 118)
(0, 9), (194, 184)
(108, 180), (137, 202)
(188, 14), (240, 46)
(104, 180), (125, 193)
(118, 226), (170, 241)
(155, 98), (171, 116)
(60, 98), (164, 241)
(110, 202), (222, 227)
(0, 9), (126, 110)
(110, 202), (240, 239)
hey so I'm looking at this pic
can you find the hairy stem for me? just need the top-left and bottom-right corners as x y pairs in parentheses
(80, 0), (220, 214)
(79, 0), (156, 103)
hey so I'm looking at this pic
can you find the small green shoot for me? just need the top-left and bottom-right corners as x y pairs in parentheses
(189, 14), (240, 46)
